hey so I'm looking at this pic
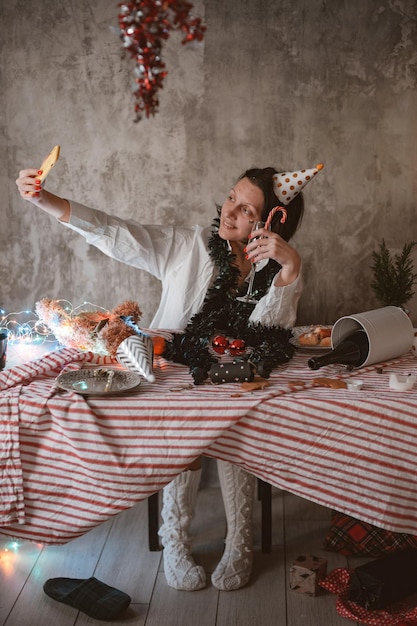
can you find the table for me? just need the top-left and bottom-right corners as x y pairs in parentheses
(1, 335), (417, 545)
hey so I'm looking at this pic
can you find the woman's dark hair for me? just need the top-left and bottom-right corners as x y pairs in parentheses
(239, 167), (304, 241)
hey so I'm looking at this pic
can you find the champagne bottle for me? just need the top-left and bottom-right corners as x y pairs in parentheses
(307, 329), (369, 370)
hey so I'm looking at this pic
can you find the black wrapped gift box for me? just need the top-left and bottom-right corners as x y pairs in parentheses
(348, 547), (417, 610)
(209, 360), (254, 384)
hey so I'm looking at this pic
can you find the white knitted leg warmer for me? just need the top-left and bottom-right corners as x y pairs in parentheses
(158, 469), (206, 591)
(211, 460), (255, 591)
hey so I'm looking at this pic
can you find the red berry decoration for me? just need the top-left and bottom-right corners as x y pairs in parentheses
(228, 338), (246, 356)
(212, 335), (229, 355)
(117, 1), (206, 121)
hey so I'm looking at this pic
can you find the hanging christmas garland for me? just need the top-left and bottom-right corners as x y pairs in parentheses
(118, 1), (206, 120)
(163, 218), (295, 383)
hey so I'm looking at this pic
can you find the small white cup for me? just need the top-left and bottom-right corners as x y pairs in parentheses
(347, 380), (364, 391)
(389, 373), (416, 391)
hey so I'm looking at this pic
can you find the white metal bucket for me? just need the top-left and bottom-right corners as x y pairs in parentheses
(331, 306), (414, 367)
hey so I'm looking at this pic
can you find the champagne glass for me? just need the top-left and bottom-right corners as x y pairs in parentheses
(237, 221), (270, 304)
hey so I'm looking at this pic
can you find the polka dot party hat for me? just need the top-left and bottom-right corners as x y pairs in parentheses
(272, 163), (324, 205)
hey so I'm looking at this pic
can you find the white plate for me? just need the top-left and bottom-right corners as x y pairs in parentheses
(291, 325), (332, 352)
(56, 367), (141, 395)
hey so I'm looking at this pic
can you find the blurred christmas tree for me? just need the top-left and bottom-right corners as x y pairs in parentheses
(370, 239), (417, 309)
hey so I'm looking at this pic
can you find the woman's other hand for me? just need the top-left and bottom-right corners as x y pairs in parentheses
(245, 226), (301, 287)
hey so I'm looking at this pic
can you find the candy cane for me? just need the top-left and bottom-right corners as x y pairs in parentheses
(265, 205), (287, 230)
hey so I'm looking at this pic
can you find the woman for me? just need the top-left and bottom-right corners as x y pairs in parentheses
(16, 162), (321, 591)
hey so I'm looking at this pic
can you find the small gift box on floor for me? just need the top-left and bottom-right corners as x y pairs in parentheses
(289, 554), (328, 596)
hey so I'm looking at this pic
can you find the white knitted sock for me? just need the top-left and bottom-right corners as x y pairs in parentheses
(211, 461), (254, 591)
(158, 469), (206, 591)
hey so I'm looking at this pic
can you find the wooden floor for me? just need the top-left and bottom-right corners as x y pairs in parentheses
(0, 474), (367, 626)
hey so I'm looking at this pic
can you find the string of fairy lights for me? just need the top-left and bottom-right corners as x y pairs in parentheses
(0, 306), (46, 556)
(0, 301), (112, 372)
(0, 301), (108, 557)
(0, 301), (107, 344)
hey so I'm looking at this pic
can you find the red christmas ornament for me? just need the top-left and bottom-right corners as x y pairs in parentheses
(212, 335), (229, 355)
(228, 339), (246, 356)
(117, 1), (206, 121)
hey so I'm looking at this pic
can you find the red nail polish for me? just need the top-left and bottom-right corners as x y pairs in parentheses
(38, 170), (43, 175)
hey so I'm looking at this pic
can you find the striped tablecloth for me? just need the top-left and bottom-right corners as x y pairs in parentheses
(207, 354), (417, 535)
(1, 339), (417, 544)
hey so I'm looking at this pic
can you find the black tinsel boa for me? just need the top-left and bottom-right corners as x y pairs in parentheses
(163, 218), (295, 383)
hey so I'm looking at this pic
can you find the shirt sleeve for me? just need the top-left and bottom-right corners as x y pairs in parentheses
(249, 269), (303, 328)
(63, 200), (197, 280)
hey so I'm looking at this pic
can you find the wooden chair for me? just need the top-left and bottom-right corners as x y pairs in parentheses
(147, 478), (272, 553)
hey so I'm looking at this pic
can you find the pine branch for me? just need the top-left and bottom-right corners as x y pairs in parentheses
(370, 239), (417, 307)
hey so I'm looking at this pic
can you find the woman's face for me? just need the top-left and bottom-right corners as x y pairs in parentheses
(218, 177), (264, 242)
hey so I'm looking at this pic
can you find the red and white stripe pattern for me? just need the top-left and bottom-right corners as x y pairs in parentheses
(1, 343), (417, 544)
(0, 345), (268, 544)
(207, 355), (417, 535)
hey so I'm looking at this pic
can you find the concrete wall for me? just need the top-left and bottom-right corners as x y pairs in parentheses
(1, 0), (416, 327)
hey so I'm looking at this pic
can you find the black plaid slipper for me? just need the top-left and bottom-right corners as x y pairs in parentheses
(43, 576), (131, 620)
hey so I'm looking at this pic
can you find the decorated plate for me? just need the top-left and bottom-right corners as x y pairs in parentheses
(56, 367), (141, 395)
(291, 325), (333, 352)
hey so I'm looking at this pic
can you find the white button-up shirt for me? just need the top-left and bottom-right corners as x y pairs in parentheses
(65, 201), (302, 330)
